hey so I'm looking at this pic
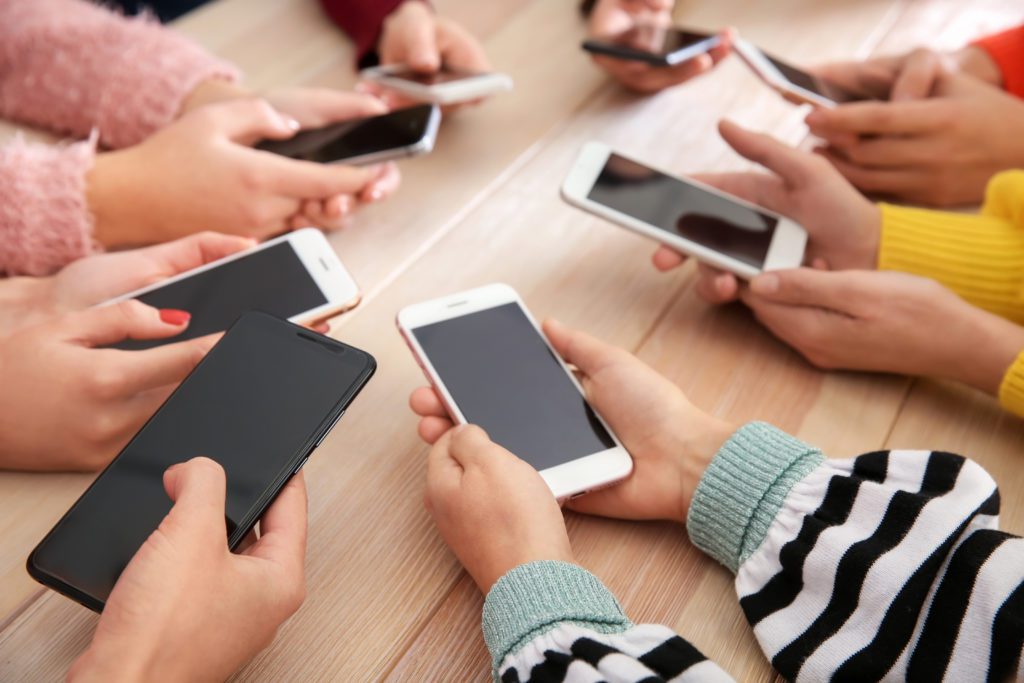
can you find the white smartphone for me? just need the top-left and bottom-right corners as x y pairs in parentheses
(255, 104), (441, 166)
(359, 64), (514, 105)
(397, 283), (633, 500)
(561, 142), (807, 279)
(104, 228), (361, 350)
(733, 38), (866, 108)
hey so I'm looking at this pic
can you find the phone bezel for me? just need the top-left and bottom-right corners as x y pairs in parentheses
(396, 283), (633, 500)
(733, 39), (839, 109)
(581, 28), (721, 67)
(359, 65), (514, 104)
(560, 141), (807, 279)
(101, 228), (361, 329)
(27, 312), (377, 612)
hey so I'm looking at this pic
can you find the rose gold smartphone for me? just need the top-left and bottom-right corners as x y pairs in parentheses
(397, 283), (633, 500)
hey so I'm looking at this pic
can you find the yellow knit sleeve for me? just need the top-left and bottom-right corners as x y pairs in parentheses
(999, 349), (1024, 418)
(878, 171), (1024, 324)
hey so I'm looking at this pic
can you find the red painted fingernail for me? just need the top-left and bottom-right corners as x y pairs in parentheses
(159, 309), (191, 325)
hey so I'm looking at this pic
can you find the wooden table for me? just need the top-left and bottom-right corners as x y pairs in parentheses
(1, 0), (1021, 680)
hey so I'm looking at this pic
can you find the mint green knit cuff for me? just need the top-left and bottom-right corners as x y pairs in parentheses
(482, 561), (631, 673)
(686, 422), (823, 573)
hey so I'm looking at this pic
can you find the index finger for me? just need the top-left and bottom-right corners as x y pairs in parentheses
(137, 232), (256, 277)
(806, 100), (947, 136)
(115, 333), (220, 394)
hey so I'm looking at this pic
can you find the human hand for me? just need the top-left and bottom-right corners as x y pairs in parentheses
(805, 69), (1024, 207)
(740, 268), (1024, 395)
(363, 1), (490, 111)
(423, 424), (574, 593)
(68, 458), (307, 683)
(409, 319), (734, 524)
(87, 99), (386, 246)
(652, 120), (880, 303)
(813, 45), (1003, 102)
(0, 302), (215, 471)
(587, 0), (731, 93)
(179, 84), (402, 227)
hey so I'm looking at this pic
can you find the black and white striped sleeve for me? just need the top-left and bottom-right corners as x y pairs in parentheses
(482, 560), (735, 682)
(686, 421), (1024, 682)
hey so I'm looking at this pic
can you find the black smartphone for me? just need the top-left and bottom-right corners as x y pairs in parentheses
(582, 26), (721, 66)
(256, 104), (441, 165)
(28, 312), (376, 611)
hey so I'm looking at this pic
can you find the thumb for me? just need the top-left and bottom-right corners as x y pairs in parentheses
(200, 98), (299, 144)
(746, 268), (861, 310)
(68, 301), (190, 347)
(162, 457), (228, 537)
(542, 318), (623, 379)
(891, 49), (943, 101)
(718, 119), (819, 187)
(402, 17), (441, 72)
(445, 424), (498, 469)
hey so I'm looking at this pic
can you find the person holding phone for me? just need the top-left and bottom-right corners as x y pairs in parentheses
(410, 320), (1024, 682)
(805, 23), (1024, 207)
(583, 0), (732, 93)
(66, 458), (308, 681)
(0, 0), (400, 276)
(653, 120), (1024, 417)
(318, 0), (492, 109)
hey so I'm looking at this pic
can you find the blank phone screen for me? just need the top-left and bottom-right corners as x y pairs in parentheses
(255, 105), (435, 163)
(762, 52), (861, 103)
(412, 303), (614, 471)
(113, 241), (327, 351)
(587, 154), (777, 268)
(31, 313), (374, 609)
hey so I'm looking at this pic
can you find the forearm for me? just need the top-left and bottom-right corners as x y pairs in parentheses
(0, 0), (239, 149)
(687, 422), (1022, 681)
(0, 138), (99, 276)
(483, 561), (734, 682)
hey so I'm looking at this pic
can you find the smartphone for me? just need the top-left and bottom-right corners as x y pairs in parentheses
(734, 38), (866, 108)
(561, 142), (806, 279)
(359, 65), (514, 105)
(397, 283), (632, 500)
(582, 26), (721, 67)
(104, 228), (360, 351)
(255, 104), (441, 165)
(28, 312), (376, 611)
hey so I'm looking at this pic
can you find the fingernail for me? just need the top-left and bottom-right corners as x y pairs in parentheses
(750, 274), (779, 295)
(160, 309), (191, 325)
(284, 117), (301, 131)
(805, 111), (823, 126)
(337, 195), (353, 213)
(368, 188), (384, 202)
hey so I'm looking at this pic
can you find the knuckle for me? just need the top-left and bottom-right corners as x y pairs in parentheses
(85, 412), (122, 446)
(89, 366), (129, 399)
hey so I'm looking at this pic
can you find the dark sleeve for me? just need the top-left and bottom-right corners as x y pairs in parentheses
(317, 0), (411, 68)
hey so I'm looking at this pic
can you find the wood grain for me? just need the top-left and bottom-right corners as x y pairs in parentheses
(0, 0), (1020, 680)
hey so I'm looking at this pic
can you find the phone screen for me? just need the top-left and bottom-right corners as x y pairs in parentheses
(113, 241), (328, 351)
(411, 302), (614, 471)
(611, 27), (714, 57)
(30, 313), (375, 609)
(587, 154), (777, 268)
(255, 105), (435, 163)
(762, 52), (860, 103)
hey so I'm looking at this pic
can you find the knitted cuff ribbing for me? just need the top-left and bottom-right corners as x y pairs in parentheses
(482, 561), (630, 673)
(686, 422), (823, 573)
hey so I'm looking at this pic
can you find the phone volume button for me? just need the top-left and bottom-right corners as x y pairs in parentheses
(294, 455), (311, 474)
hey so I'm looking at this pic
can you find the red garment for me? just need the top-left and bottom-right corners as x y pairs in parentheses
(974, 24), (1024, 99)
(318, 0), (408, 67)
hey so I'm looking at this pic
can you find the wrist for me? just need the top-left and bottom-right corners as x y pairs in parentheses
(67, 643), (156, 683)
(672, 414), (737, 523)
(952, 45), (1003, 88)
(86, 151), (144, 249)
(946, 305), (1024, 396)
(859, 202), (883, 269)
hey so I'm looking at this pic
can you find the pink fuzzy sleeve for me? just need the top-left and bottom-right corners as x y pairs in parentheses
(0, 137), (99, 276)
(0, 0), (240, 150)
